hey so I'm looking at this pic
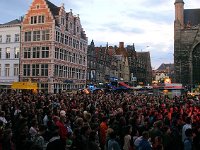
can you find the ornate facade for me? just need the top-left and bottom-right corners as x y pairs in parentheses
(21, 0), (87, 93)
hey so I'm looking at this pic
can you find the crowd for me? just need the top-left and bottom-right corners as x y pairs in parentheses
(0, 90), (199, 150)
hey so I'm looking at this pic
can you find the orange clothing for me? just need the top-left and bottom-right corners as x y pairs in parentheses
(100, 121), (108, 145)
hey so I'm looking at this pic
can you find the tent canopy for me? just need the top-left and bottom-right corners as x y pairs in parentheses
(11, 82), (38, 90)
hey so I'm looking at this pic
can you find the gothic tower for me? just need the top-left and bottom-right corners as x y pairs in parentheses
(174, 0), (184, 27)
(174, 0), (200, 85)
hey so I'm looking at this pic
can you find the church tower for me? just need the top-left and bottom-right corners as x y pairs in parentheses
(174, 0), (184, 27)
(174, 0), (200, 85)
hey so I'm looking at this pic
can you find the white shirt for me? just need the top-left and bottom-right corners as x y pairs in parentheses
(123, 134), (131, 150)
(182, 123), (192, 142)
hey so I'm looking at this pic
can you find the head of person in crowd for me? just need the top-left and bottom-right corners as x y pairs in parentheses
(185, 116), (192, 124)
(142, 131), (149, 140)
(83, 111), (92, 123)
(81, 125), (91, 137)
(74, 117), (84, 129)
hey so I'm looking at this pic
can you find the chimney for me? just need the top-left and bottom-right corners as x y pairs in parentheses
(119, 42), (124, 48)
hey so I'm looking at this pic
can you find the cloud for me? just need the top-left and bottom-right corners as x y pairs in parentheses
(0, 0), (199, 69)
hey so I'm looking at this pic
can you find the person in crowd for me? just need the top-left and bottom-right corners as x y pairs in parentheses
(107, 130), (121, 150)
(152, 136), (163, 150)
(182, 117), (192, 143)
(183, 128), (193, 150)
(0, 90), (199, 150)
(29, 119), (38, 141)
(46, 125), (65, 150)
(138, 131), (152, 150)
(34, 124), (47, 150)
(88, 130), (100, 150)
(100, 116), (108, 150)
(123, 125), (132, 150)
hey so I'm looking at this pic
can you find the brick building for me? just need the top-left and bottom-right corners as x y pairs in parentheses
(136, 52), (152, 85)
(174, 0), (200, 85)
(20, 0), (87, 93)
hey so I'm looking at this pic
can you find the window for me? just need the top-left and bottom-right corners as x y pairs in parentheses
(69, 37), (72, 46)
(0, 35), (2, 43)
(33, 31), (40, 41)
(73, 39), (76, 48)
(64, 50), (67, 60)
(41, 47), (49, 58)
(32, 64), (40, 76)
(63, 66), (67, 77)
(72, 68), (75, 78)
(6, 35), (11, 43)
(14, 64), (19, 76)
(5, 64), (10, 76)
(36, 4), (40, 9)
(80, 42), (83, 50)
(59, 65), (63, 77)
(69, 52), (72, 62)
(64, 35), (68, 45)
(0, 48), (1, 59)
(70, 22), (73, 29)
(23, 64), (30, 76)
(38, 15), (44, 23)
(14, 47), (20, 58)
(42, 30), (50, 41)
(55, 48), (59, 59)
(25, 31), (31, 42)
(32, 47), (40, 58)
(77, 27), (79, 33)
(54, 65), (58, 76)
(31, 16), (37, 24)
(6, 47), (10, 59)
(24, 47), (31, 58)
(56, 31), (60, 42)
(60, 49), (63, 60)
(72, 53), (75, 63)
(79, 55), (82, 64)
(41, 64), (48, 76)
(61, 17), (65, 25)
(15, 34), (20, 42)
(61, 33), (64, 43)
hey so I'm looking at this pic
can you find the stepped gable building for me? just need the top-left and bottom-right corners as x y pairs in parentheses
(21, 0), (87, 93)
(154, 63), (174, 83)
(0, 19), (21, 89)
(174, 0), (200, 85)
(115, 42), (130, 82)
(136, 51), (152, 85)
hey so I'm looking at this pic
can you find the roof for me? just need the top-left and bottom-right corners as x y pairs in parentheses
(157, 63), (174, 71)
(45, 0), (60, 16)
(1, 19), (21, 25)
(184, 9), (200, 26)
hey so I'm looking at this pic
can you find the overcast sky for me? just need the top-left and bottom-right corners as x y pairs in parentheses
(0, 0), (199, 69)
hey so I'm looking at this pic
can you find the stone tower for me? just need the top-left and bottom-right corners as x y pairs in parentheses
(174, 0), (200, 85)
(174, 0), (184, 28)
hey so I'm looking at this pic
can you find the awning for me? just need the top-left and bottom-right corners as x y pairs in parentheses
(11, 82), (38, 90)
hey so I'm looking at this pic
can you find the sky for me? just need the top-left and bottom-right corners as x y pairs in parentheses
(0, 0), (199, 69)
